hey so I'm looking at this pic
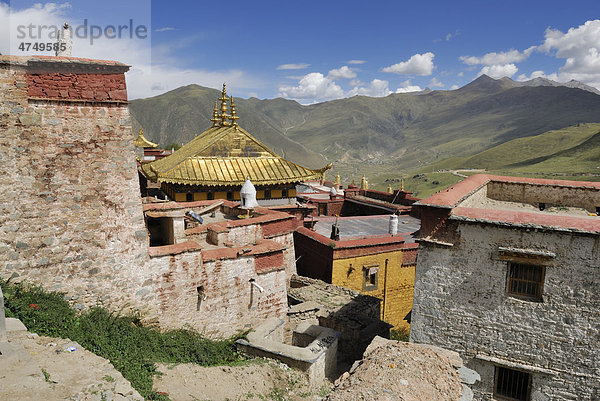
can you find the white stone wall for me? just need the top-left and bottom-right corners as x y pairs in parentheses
(411, 222), (600, 400)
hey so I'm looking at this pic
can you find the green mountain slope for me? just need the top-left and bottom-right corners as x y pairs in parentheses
(129, 75), (600, 179)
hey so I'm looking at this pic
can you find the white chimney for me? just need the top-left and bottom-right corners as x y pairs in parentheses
(389, 214), (398, 236)
(56, 22), (72, 57)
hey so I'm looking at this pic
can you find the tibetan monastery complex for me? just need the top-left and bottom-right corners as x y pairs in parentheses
(140, 84), (332, 203)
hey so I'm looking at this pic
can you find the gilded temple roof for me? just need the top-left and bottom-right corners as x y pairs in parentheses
(134, 128), (158, 148)
(142, 84), (331, 187)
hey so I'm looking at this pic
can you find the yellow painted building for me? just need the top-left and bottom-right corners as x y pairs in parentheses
(141, 84), (331, 202)
(295, 227), (417, 331)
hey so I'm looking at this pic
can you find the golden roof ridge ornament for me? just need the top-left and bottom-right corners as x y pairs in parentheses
(229, 95), (239, 129)
(218, 83), (231, 127)
(210, 101), (220, 127)
(134, 127), (158, 148)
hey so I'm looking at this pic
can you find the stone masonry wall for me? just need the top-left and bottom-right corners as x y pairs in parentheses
(411, 222), (600, 400)
(0, 61), (149, 312)
(0, 57), (292, 338)
(142, 250), (288, 337)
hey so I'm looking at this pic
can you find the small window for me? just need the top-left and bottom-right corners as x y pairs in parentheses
(264, 189), (271, 199)
(227, 191), (233, 201)
(362, 265), (378, 291)
(207, 192), (214, 200)
(186, 193), (193, 202)
(282, 189), (288, 198)
(507, 262), (545, 302)
(494, 366), (531, 401)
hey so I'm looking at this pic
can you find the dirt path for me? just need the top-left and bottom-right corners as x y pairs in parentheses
(153, 359), (332, 401)
(0, 320), (142, 401)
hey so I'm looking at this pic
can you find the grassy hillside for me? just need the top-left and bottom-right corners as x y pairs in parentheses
(129, 76), (600, 177)
(396, 123), (600, 198)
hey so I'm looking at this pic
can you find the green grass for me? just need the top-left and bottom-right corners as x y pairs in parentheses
(390, 328), (410, 342)
(1, 280), (245, 400)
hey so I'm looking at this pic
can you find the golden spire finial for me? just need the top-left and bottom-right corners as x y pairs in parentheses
(387, 184), (393, 194)
(229, 95), (239, 128)
(218, 83), (230, 127)
(401, 178), (405, 191)
(360, 175), (368, 190)
(210, 101), (220, 127)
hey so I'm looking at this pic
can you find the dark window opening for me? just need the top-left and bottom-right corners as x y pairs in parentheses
(207, 192), (214, 200)
(196, 286), (205, 311)
(227, 191), (234, 201)
(362, 265), (379, 291)
(282, 189), (288, 198)
(494, 366), (531, 401)
(538, 203), (545, 211)
(147, 216), (175, 247)
(596, 206), (600, 214)
(186, 193), (193, 202)
(264, 189), (271, 199)
(507, 262), (545, 302)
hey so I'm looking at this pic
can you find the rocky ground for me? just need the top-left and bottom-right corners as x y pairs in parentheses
(326, 336), (466, 401)
(0, 319), (142, 401)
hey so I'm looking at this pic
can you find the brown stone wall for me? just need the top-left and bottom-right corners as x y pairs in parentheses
(143, 252), (287, 336)
(0, 61), (148, 311)
(26, 73), (127, 102)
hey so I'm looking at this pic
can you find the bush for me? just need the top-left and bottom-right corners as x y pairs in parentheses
(390, 327), (410, 342)
(0, 280), (244, 400)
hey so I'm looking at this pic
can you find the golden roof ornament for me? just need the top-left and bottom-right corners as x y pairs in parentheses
(401, 178), (405, 191)
(387, 185), (393, 194)
(229, 96), (239, 128)
(133, 128), (158, 148)
(218, 83), (231, 127)
(210, 101), (220, 127)
(360, 175), (368, 190)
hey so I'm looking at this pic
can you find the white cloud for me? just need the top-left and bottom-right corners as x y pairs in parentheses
(458, 72), (464, 77)
(348, 79), (391, 97)
(278, 72), (344, 102)
(478, 64), (518, 79)
(395, 80), (423, 93)
(155, 27), (175, 32)
(348, 59), (366, 64)
(429, 77), (445, 88)
(327, 65), (356, 80)
(517, 70), (559, 82)
(539, 19), (600, 88)
(450, 84), (459, 90)
(460, 47), (535, 66)
(276, 63), (310, 70)
(382, 52), (435, 76)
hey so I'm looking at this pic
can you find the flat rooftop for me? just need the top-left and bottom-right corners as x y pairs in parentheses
(418, 174), (600, 234)
(313, 215), (420, 243)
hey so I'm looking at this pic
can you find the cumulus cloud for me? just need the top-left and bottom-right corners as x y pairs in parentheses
(276, 63), (310, 70)
(460, 47), (535, 66)
(328, 65), (356, 80)
(450, 84), (459, 90)
(539, 19), (600, 88)
(395, 80), (423, 93)
(382, 52), (435, 76)
(278, 72), (344, 102)
(348, 79), (391, 97)
(429, 77), (445, 88)
(517, 70), (559, 82)
(478, 64), (518, 79)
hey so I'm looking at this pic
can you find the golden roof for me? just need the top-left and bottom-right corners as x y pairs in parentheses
(142, 84), (331, 187)
(134, 128), (158, 148)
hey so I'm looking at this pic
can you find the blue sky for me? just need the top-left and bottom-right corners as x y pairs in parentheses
(1, 1), (600, 102)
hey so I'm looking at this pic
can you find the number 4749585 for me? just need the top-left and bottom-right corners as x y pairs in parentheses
(18, 43), (67, 52)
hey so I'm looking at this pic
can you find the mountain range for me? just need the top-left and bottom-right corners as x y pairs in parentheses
(129, 75), (600, 187)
